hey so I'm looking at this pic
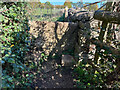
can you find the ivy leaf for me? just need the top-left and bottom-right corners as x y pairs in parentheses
(17, 7), (21, 10)
(0, 15), (4, 22)
(5, 54), (9, 57)
(12, 13), (17, 17)
(1, 50), (5, 53)
(26, 74), (29, 77)
(8, 58), (15, 63)
(11, 54), (16, 57)
(8, 77), (13, 82)
(88, 83), (90, 86)
(4, 19), (8, 23)
(14, 68), (19, 73)
(95, 71), (99, 74)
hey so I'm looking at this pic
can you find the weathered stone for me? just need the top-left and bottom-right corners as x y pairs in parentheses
(115, 30), (120, 41)
(78, 21), (84, 29)
(29, 21), (78, 56)
(42, 60), (58, 73)
(61, 55), (76, 66)
(68, 9), (91, 22)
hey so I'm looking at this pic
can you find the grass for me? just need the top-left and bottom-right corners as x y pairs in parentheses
(27, 8), (64, 21)
(31, 16), (63, 22)
(31, 8), (63, 15)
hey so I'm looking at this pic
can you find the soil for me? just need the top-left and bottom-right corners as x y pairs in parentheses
(28, 49), (75, 88)
(30, 60), (75, 88)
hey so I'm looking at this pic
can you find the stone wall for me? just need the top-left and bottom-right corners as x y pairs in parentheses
(67, 9), (120, 62)
(66, 9), (99, 61)
(29, 9), (120, 63)
(29, 21), (79, 57)
(28, 9), (100, 62)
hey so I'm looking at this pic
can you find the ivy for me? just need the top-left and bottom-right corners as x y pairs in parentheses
(0, 2), (31, 88)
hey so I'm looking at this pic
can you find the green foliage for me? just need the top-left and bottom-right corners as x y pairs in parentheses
(84, 3), (98, 11)
(0, 2), (32, 88)
(28, 7), (63, 21)
(45, 1), (52, 9)
(57, 13), (65, 22)
(74, 26), (120, 89)
(45, 1), (51, 6)
(28, 0), (41, 8)
(74, 62), (104, 88)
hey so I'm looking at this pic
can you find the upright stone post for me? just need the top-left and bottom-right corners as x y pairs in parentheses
(64, 6), (68, 21)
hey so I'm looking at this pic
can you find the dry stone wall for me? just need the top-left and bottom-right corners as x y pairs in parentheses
(67, 9), (120, 62)
(29, 21), (78, 57)
(28, 8), (120, 66)
(67, 9), (100, 62)
(28, 9), (100, 63)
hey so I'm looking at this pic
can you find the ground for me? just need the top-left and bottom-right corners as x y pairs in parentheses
(30, 59), (74, 88)
(27, 44), (75, 88)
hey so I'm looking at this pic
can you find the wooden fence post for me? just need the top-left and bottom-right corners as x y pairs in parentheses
(94, 2), (112, 64)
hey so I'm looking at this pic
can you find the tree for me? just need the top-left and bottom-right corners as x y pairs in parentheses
(94, 4), (98, 10)
(55, 5), (65, 9)
(38, 1), (41, 7)
(50, 4), (54, 9)
(77, 0), (83, 8)
(71, 0), (83, 9)
(89, 4), (98, 11)
(61, 5), (65, 9)
(28, 0), (41, 8)
(40, 3), (45, 9)
(45, 1), (51, 13)
(71, 2), (78, 9)
(64, 0), (72, 8)
(84, 3), (98, 11)
(45, 1), (51, 7)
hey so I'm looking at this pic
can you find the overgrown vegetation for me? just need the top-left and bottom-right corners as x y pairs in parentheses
(0, 2), (31, 87)
(0, 2), (45, 88)
(1, 1), (120, 89)
(0, 2), (48, 88)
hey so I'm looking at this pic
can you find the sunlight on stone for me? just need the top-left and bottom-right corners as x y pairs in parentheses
(52, 76), (55, 80)
(59, 73), (62, 77)
(56, 82), (59, 85)
(40, 74), (42, 78)
(35, 86), (38, 89)
(34, 76), (37, 79)
(56, 71), (58, 74)
(37, 71), (40, 73)
(33, 72), (37, 75)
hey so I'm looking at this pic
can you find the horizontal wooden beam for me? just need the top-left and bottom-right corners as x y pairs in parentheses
(93, 10), (120, 24)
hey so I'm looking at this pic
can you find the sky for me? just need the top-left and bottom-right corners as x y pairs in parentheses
(40, 0), (101, 3)
(40, 0), (103, 7)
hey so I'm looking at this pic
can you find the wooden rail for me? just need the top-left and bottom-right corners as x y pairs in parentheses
(94, 10), (120, 24)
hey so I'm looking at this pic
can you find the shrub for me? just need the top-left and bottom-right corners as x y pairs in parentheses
(0, 2), (31, 88)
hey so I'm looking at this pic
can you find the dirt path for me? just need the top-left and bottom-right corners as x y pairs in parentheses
(30, 58), (74, 88)
(41, 67), (74, 88)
